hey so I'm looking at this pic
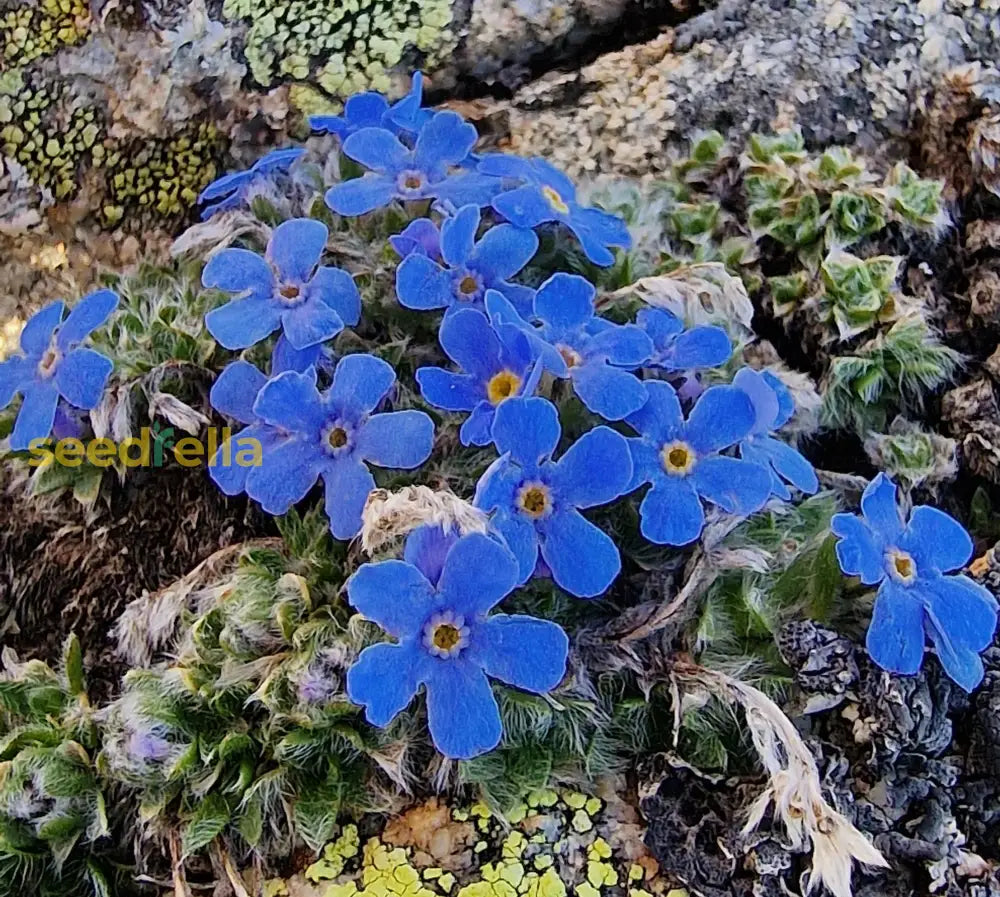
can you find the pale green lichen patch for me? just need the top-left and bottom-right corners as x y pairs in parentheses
(1, 0), (91, 67)
(295, 791), (661, 897)
(220, 0), (455, 104)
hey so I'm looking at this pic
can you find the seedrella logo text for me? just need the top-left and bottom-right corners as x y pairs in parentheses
(28, 425), (262, 469)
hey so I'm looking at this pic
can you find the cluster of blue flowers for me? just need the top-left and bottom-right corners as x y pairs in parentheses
(0, 73), (993, 761)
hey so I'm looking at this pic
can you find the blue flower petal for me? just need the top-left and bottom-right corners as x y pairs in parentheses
(272, 336), (326, 375)
(403, 524), (458, 587)
(386, 72), (426, 134)
(534, 273), (594, 331)
(414, 111), (477, 171)
(343, 92), (390, 128)
(539, 509), (621, 598)
(755, 436), (818, 495)
(209, 424), (275, 495)
(831, 513), (885, 585)
(202, 248), (274, 297)
(326, 353), (396, 421)
(252, 370), (326, 434)
(19, 301), (65, 356)
(532, 159), (578, 198)
(9, 381), (59, 451)
(733, 368), (780, 434)
(476, 153), (535, 180)
(268, 218), (327, 283)
(55, 347), (112, 409)
(281, 299), (344, 350)
(417, 368), (482, 412)
(668, 325), (732, 370)
(396, 254), (454, 310)
(691, 455), (772, 516)
(489, 510), (539, 585)
(491, 396), (560, 470)
(923, 573), (998, 654)
(459, 402), (495, 446)
(685, 385), (756, 454)
(570, 206), (631, 266)
(866, 581), (925, 676)
(469, 615), (568, 692)
(347, 641), (425, 727)
(198, 170), (246, 204)
(308, 266), (361, 326)
(356, 410), (434, 468)
(763, 371), (795, 428)
(572, 362), (647, 421)
(860, 474), (904, 544)
(898, 505), (973, 575)
(589, 324), (652, 367)
(626, 437), (660, 491)
(470, 224), (538, 280)
(493, 185), (556, 229)
(440, 205), (479, 267)
(439, 308), (502, 379)
(639, 477), (705, 546)
(496, 282), (536, 320)
(325, 174), (397, 216)
(0, 356), (28, 408)
(636, 307), (683, 343)
(342, 127), (409, 172)
(550, 426), (631, 509)
(206, 294), (283, 350)
(245, 437), (322, 514)
(429, 173), (503, 209)
(424, 659), (502, 759)
(473, 455), (519, 511)
(56, 289), (117, 351)
(390, 218), (441, 260)
(625, 380), (683, 443)
(438, 532), (519, 617)
(252, 147), (305, 175)
(323, 457), (377, 540)
(740, 440), (792, 500)
(346, 558), (434, 637)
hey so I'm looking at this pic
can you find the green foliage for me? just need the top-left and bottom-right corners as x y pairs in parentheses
(863, 417), (957, 489)
(0, 637), (124, 896)
(821, 317), (962, 433)
(819, 252), (901, 340)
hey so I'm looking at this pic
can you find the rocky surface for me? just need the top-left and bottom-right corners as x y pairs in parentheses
(495, 0), (1000, 176)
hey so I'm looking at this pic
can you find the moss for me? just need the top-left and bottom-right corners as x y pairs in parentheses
(221, 0), (455, 106)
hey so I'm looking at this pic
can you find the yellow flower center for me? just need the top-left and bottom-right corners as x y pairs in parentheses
(888, 549), (916, 583)
(328, 427), (349, 449)
(403, 174), (423, 190)
(661, 440), (695, 476)
(458, 274), (479, 296)
(487, 370), (521, 405)
(542, 185), (569, 215)
(518, 482), (551, 519)
(432, 624), (462, 652)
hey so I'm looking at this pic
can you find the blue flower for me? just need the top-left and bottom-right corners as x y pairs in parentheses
(636, 307), (732, 372)
(202, 218), (361, 351)
(324, 111), (500, 217)
(416, 308), (542, 446)
(243, 354), (434, 539)
(207, 341), (321, 498)
(477, 154), (631, 266)
(389, 217), (443, 262)
(624, 380), (772, 546)
(832, 475), (998, 691)
(197, 147), (304, 220)
(346, 527), (568, 758)
(488, 273), (652, 421)
(0, 290), (118, 451)
(474, 396), (632, 598)
(396, 205), (538, 317)
(310, 73), (431, 142)
(733, 367), (818, 500)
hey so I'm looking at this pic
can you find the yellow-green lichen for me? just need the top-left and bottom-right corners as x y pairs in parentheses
(220, 0), (455, 105)
(302, 791), (661, 897)
(1, 0), (91, 68)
